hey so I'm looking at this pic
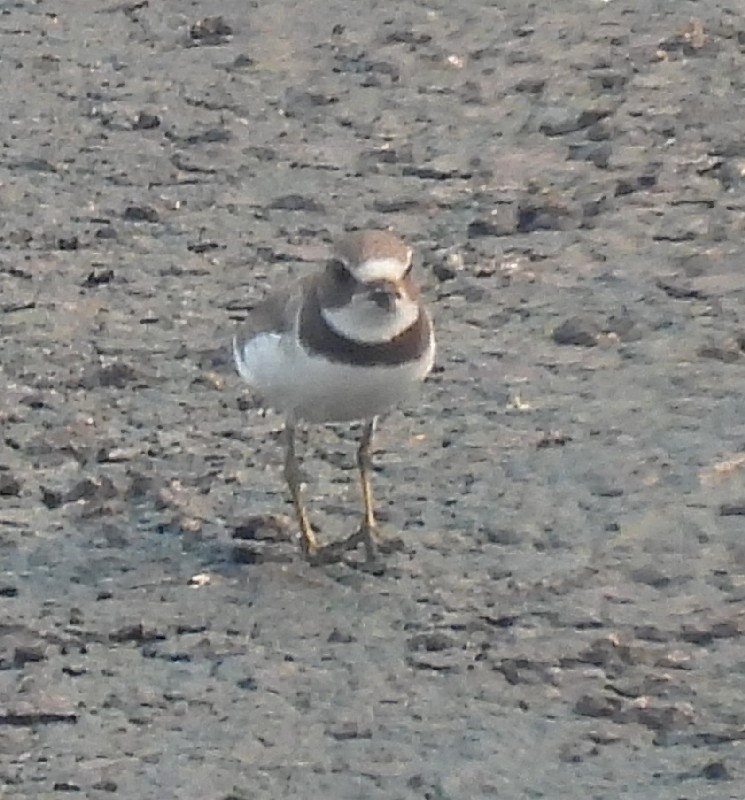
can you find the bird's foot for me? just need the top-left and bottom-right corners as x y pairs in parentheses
(346, 523), (405, 570)
(301, 526), (404, 568)
(303, 529), (363, 566)
(371, 530), (406, 555)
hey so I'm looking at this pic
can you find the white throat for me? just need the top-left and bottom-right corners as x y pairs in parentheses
(321, 296), (419, 344)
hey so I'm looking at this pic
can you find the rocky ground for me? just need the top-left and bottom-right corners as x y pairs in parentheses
(2, 0), (745, 798)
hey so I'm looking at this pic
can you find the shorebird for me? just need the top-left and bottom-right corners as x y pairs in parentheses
(233, 230), (435, 564)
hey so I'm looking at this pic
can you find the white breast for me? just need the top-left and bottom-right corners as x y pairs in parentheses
(233, 330), (434, 423)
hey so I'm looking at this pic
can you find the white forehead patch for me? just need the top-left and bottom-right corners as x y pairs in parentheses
(352, 256), (409, 283)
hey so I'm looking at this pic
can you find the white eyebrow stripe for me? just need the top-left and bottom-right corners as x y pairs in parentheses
(353, 257), (408, 282)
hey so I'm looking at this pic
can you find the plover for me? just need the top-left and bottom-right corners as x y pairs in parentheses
(233, 230), (435, 564)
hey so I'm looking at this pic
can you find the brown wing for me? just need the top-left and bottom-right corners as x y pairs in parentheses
(233, 276), (310, 344)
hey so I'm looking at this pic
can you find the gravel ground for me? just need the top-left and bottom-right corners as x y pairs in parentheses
(2, 1), (745, 798)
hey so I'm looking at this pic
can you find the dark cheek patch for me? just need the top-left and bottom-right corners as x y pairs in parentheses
(317, 265), (357, 309)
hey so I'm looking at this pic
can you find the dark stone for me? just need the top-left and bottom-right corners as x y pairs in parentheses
(133, 111), (160, 130)
(189, 16), (233, 45)
(57, 236), (79, 251)
(0, 709), (77, 726)
(92, 781), (118, 792)
(467, 212), (517, 237)
(268, 195), (326, 213)
(574, 693), (622, 718)
(401, 164), (468, 180)
(432, 260), (457, 282)
(701, 760), (732, 781)
(536, 431), (573, 448)
(567, 141), (612, 168)
(328, 628), (356, 643)
(517, 200), (579, 232)
(231, 545), (261, 565)
(122, 205), (159, 223)
(40, 487), (63, 509)
(83, 268), (114, 287)
(656, 277), (704, 299)
(325, 722), (372, 740)
(62, 665), (88, 677)
(187, 240), (220, 254)
(371, 197), (421, 213)
(588, 69), (628, 92)
(232, 515), (292, 541)
(622, 703), (692, 732)
(282, 88), (338, 119)
(181, 127), (231, 146)
(698, 345), (741, 363)
(230, 54), (254, 69)
(407, 632), (455, 652)
(514, 77), (546, 94)
(14, 644), (46, 666)
(64, 476), (118, 504)
(553, 316), (601, 347)
(109, 624), (163, 644)
(615, 174), (658, 195)
(536, 105), (612, 136)
(95, 226), (118, 240)
(604, 312), (639, 341)
(0, 472), (21, 496)
(90, 362), (138, 388)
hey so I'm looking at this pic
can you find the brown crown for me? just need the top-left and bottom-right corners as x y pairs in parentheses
(334, 230), (412, 267)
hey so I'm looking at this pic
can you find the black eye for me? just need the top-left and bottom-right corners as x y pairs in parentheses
(329, 259), (353, 283)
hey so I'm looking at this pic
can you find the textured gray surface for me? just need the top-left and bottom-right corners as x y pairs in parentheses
(1, 1), (745, 798)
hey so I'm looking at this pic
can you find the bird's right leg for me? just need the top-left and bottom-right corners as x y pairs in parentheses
(283, 419), (318, 557)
